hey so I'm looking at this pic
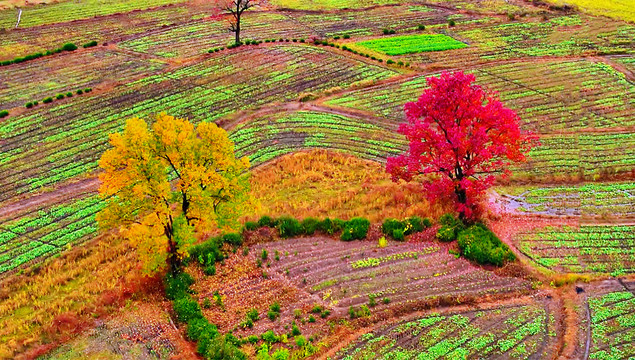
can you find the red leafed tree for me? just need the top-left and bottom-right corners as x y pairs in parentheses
(386, 71), (537, 222)
(213, 0), (259, 44)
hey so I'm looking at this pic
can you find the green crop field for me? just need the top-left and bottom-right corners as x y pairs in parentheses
(354, 33), (468, 55)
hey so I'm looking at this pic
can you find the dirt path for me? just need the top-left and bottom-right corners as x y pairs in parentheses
(0, 177), (99, 221)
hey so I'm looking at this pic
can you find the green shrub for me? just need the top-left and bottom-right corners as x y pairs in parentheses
(164, 272), (194, 300)
(308, 315), (316, 323)
(76, 89), (83, 95)
(223, 233), (243, 246)
(173, 296), (203, 322)
(187, 317), (218, 341)
(261, 249), (268, 260)
(56, 93), (65, 100)
(291, 323), (301, 336)
(392, 228), (405, 241)
(62, 43), (78, 51)
(204, 264), (216, 276)
(301, 218), (320, 235)
(270, 302), (280, 313)
(341, 218), (370, 241)
(267, 309), (278, 321)
(437, 226), (456, 242)
(83, 40), (98, 48)
(84, 88), (92, 93)
(246, 308), (259, 322)
(0, 110), (8, 118)
(320, 309), (330, 318)
(258, 215), (274, 227)
(190, 237), (223, 266)
(407, 216), (425, 234)
(437, 214), (464, 242)
(261, 330), (278, 343)
(343, 34), (350, 39)
(203, 334), (247, 360)
(33, 101), (38, 106)
(382, 218), (404, 236)
(317, 218), (335, 234)
(448, 19), (456, 27)
(25, 102), (33, 108)
(457, 224), (515, 266)
(65, 92), (73, 97)
(418, 24), (426, 30)
(247, 335), (259, 344)
(277, 216), (303, 238)
(386, 59), (395, 64)
(43, 97), (53, 104)
(422, 217), (433, 228)
(295, 335), (307, 348)
(244, 221), (258, 231)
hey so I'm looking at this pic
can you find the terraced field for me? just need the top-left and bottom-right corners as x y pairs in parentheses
(252, 237), (531, 313)
(516, 225), (635, 274)
(336, 300), (558, 359)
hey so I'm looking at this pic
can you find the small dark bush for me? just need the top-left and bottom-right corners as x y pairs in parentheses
(301, 218), (320, 235)
(333, 36), (340, 40)
(342, 46), (349, 51)
(261, 249), (268, 260)
(257, 215), (274, 227)
(187, 317), (218, 341)
(62, 43), (78, 51)
(418, 24), (426, 30)
(343, 34), (350, 39)
(383, 29), (390, 35)
(261, 330), (278, 343)
(76, 89), (83, 95)
(267, 310), (278, 321)
(277, 216), (304, 238)
(386, 59), (395, 64)
(0, 110), (8, 118)
(308, 315), (316, 323)
(244, 221), (258, 231)
(204, 264), (216, 276)
(164, 272), (194, 300)
(397, 61), (404, 66)
(33, 101), (38, 106)
(382, 218), (404, 236)
(407, 216), (425, 234)
(291, 323), (301, 336)
(448, 19), (456, 27)
(43, 97), (53, 104)
(320, 309), (330, 318)
(270, 302), (281, 313)
(458, 224), (515, 266)
(341, 218), (370, 241)
(173, 296), (203, 322)
(437, 213), (464, 242)
(333, 218), (347, 233)
(56, 93), (65, 100)
(66, 92), (73, 97)
(317, 218), (335, 234)
(190, 237), (223, 266)
(246, 308), (259, 322)
(299, 38), (305, 42)
(422, 217), (433, 228)
(223, 233), (243, 246)
(83, 40), (98, 48)
(247, 335), (259, 344)
(84, 88), (92, 93)
(392, 228), (405, 241)
(25, 102), (33, 108)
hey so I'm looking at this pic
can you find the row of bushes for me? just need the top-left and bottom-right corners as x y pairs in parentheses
(165, 272), (247, 359)
(338, 44), (410, 67)
(381, 216), (432, 240)
(27, 88), (92, 108)
(0, 41), (96, 67)
(436, 214), (515, 266)
(245, 215), (370, 241)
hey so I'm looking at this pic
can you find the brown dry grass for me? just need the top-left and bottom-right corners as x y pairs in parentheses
(248, 150), (451, 222)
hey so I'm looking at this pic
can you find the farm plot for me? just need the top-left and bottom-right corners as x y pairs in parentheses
(496, 182), (635, 218)
(515, 225), (635, 274)
(335, 300), (558, 359)
(403, 15), (635, 67)
(354, 34), (467, 56)
(587, 289), (635, 359)
(0, 0), (190, 29)
(0, 49), (166, 109)
(0, 193), (103, 275)
(0, 44), (398, 203)
(230, 110), (406, 165)
(0, 5), (208, 61)
(291, 5), (461, 38)
(252, 237), (531, 314)
(326, 59), (635, 132)
(119, 13), (315, 58)
(270, 0), (401, 10)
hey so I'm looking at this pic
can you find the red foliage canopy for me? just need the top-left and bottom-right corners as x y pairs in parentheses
(386, 71), (537, 221)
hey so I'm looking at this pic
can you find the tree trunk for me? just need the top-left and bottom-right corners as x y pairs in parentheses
(165, 223), (181, 275)
(235, 15), (241, 44)
(455, 184), (467, 223)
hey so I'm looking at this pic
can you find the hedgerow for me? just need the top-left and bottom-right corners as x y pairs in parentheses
(457, 224), (516, 266)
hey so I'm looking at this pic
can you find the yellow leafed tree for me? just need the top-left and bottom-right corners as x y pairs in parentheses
(97, 113), (251, 275)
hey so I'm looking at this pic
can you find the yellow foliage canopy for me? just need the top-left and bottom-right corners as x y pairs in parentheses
(97, 113), (251, 274)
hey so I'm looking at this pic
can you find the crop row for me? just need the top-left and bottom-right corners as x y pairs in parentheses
(0, 0), (190, 29)
(587, 291), (635, 360)
(516, 225), (635, 274)
(498, 182), (635, 217)
(252, 237), (530, 312)
(0, 48), (165, 109)
(0, 193), (103, 275)
(402, 15), (635, 66)
(230, 110), (405, 165)
(326, 59), (634, 133)
(0, 45), (398, 202)
(336, 301), (556, 359)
